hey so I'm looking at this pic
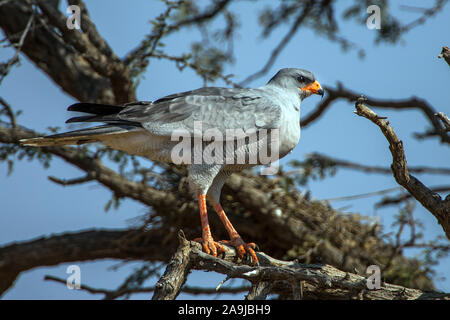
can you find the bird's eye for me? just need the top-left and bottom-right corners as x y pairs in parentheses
(297, 76), (305, 82)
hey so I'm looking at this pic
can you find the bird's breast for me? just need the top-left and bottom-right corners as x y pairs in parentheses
(278, 106), (301, 158)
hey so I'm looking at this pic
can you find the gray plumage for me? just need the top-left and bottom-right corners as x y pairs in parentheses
(20, 68), (323, 262)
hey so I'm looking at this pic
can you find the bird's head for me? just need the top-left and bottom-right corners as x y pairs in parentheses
(268, 68), (324, 100)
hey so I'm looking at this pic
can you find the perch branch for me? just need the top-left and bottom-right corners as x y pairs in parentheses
(153, 230), (450, 300)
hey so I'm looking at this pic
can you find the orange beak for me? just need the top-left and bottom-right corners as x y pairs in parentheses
(301, 80), (324, 96)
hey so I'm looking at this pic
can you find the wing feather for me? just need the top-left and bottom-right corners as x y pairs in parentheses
(117, 87), (281, 139)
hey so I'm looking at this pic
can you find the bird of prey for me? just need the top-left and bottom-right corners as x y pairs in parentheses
(21, 68), (323, 264)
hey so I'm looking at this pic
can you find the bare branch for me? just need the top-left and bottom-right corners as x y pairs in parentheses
(377, 186), (450, 207)
(0, 6), (34, 85)
(354, 96), (450, 239)
(438, 46), (450, 66)
(0, 228), (172, 297)
(154, 234), (450, 300)
(124, 0), (232, 70)
(44, 274), (250, 299)
(288, 152), (450, 176)
(324, 186), (402, 202)
(307, 84), (450, 144)
(152, 230), (192, 300)
(238, 1), (314, 87)
(400, 1), (448, 34)
(0, 96), (17, 129)
(44, 275), (114, 297)
(246, 281), (272, 300)
(48, 174), (95, 186)
(300, 93), (338, 128)
(151, 53), (239, 87)
(170, 0), (232, 30)
(435, 112), (450, 131)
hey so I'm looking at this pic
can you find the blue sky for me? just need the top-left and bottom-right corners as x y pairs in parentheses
(1, 0), (449, 299)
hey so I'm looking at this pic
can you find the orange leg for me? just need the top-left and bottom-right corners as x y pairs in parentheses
(194, 193), (225, 257)
(212, 203), (258, 264)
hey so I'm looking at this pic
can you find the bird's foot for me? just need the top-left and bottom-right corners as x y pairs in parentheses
(220, 236), (259, 265)
(193, 236), (226, 258)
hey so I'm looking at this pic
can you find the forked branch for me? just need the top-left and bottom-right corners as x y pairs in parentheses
(354, 96), (450, 239)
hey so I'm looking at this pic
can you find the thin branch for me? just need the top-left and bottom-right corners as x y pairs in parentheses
(382, 200), (416, 273)
(354, 96), (450, 239)
(238, 1), (314, 87)
(124, 0), (231, 66)
(48, 174), (95, 186)
(0, 96), (17, 129)
(151, 53), (239, 87)
(400, 1), (448, 34)
(170, 0), (231, 30)
(0, 228), (171, 297)
(288, 152), (450, 176)
(44, 274), (250, 299)
(300, 93), (338, 128)
(438, 46), (450, 66)
(324, 186), (402, 202)
(0, 6), (34, 85)
(44, 275), (114, 297)
(377, 186), (450, 207)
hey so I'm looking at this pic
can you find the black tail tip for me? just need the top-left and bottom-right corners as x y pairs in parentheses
(67, 103), (79, 111)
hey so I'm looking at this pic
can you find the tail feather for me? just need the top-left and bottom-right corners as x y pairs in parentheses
(67, 103), (124, 115)
(65, 103), (142, 127)
(20, 125), (139, 147)
(20, 102), (144, 147)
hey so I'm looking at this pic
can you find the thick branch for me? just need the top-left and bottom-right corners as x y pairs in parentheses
(354, 96), (450, 239)
(154, 233), (450, 300)
(0, 228), (171, 297)
(0, 0), (135, 104)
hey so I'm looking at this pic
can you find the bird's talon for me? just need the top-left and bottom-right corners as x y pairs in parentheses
(194, 237), (225, 257)
(221, 237), (259, 264)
